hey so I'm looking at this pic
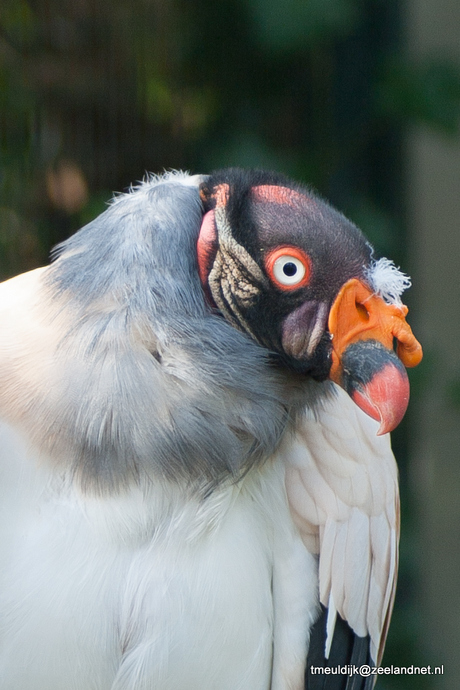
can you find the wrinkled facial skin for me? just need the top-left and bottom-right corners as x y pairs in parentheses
(198, 168), (423, 433)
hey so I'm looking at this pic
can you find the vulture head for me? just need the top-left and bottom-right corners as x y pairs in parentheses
(197, 168), (422, 435)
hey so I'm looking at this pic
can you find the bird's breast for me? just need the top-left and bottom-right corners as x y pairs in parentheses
(0, 418), (316, 690)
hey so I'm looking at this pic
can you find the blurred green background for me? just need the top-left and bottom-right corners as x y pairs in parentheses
(1, 1), (459, 688)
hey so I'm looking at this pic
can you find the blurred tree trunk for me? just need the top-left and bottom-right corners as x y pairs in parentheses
(407, 0), (460, 686)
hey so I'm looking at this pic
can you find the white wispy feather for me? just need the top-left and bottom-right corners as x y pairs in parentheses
(365, 257), (411, 305)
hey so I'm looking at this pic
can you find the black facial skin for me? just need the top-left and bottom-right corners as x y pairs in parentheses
(200, 168), (373, 379)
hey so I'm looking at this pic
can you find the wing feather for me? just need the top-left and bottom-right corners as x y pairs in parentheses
(283, 384), (399, 667)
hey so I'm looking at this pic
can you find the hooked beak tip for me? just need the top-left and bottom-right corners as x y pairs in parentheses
(350, 362), (410, 434)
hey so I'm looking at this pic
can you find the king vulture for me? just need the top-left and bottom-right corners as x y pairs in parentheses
(0, 168), (422, 689)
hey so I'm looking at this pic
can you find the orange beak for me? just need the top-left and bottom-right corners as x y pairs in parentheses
(328, 278), (423, 434)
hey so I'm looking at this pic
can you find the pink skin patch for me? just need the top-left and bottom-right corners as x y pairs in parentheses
(251, 185), (315, 208)
(197, 210), (218, 290)
(351, 362), (410, 435)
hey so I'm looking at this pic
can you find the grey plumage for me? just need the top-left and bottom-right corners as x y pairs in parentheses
(39, 172), (315, 493)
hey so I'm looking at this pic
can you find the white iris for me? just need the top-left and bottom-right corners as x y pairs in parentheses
(273, 255), (306, 286)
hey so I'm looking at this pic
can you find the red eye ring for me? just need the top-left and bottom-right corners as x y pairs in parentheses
(264, 246), (312, 291)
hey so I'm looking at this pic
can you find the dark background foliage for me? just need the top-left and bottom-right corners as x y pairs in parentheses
(1, 1), (459, 688)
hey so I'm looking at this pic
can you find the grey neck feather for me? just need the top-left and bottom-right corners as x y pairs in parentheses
(45, 172), (326, 495)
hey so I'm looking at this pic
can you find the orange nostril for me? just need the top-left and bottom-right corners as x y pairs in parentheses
(356, 302), (370, 321)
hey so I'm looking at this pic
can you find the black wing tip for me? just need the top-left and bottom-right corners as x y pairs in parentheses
(305, 605), (376, 690)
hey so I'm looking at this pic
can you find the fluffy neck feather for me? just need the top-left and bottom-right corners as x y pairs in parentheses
(34, 173), (305, 494)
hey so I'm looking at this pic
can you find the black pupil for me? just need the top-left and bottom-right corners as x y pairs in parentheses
(283, 262), (297, 277)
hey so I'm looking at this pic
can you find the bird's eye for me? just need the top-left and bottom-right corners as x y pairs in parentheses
(265, 246), (311, 290)
(273, 257), (305, 284)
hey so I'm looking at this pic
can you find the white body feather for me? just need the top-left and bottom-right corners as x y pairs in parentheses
(0, 415), (317, 690)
